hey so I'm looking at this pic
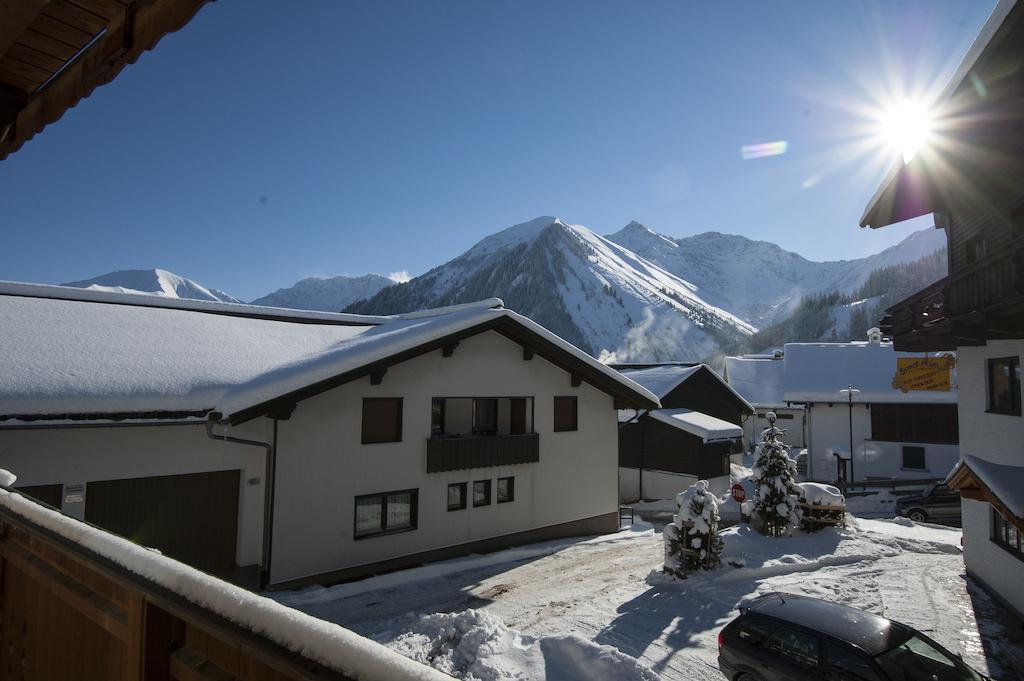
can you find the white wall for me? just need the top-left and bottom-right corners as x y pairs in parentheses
(618, 467), (729, 502)
(270, 330), (620, 585)
(805, 403), (958, 482)
(957, 341), (1024, 465)
(962, 498), (1024, 618)
(0, 420), (269, 568)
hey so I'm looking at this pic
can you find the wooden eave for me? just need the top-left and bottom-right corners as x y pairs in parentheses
(226, 315), (661, 426)
(0, 0), (209, 160)
(948, 462), (1024, 533)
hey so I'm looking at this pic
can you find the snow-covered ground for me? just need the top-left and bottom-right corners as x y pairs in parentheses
(273, 517), (1023, 681)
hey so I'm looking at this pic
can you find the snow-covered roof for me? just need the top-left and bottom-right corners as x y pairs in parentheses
(648, 408), (742, 442)
(951, 454), (1024, 520)
(0, 283), (658, 423)
(617, 365), (701, 398)
(0, 482), (449, 681)
(723, 356), (786, 407)
(782, 342), (957, 404)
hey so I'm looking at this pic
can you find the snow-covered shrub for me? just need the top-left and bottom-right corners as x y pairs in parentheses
(751, 412), (802, 537)
(797, 482), (846, 531)
(663, 480), (724, 576)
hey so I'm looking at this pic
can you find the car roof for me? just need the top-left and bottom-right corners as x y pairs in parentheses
(743, 593), (912, 656)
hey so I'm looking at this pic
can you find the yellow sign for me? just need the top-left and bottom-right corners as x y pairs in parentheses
(892, 356), (955, 393)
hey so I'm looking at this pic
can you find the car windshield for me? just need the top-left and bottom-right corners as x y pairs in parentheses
(874, 633), (984, 681)
(923, 483), (939, 497)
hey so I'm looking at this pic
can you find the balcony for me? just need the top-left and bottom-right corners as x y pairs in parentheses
(426, 432), (540, 473)
(881, 239), (1024, 351)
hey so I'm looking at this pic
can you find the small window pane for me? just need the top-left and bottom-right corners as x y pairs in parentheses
(827, 643), (882, 681)
(554, 396), (578, 432)
(386, 491), (413, 530)
(902, 446), (926, 470)
(355, 497), (383, 535)
(764, 626), (820, 670)
(432, 398), (446, 435)
(988, 357), (1022, 415)
(362, 398), (403, 443)
(473, 398), (498, 434)
(473, 479), (491, 506)
(737, 620), (772, 646)
(448, 483), (466, 511)
(497, 477), (514, 503)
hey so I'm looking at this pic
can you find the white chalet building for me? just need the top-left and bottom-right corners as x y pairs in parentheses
(722, 353), (806, 451)
(0, 283), (657, 590)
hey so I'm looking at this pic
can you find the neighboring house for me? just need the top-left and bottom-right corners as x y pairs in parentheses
(783, 330), (959, 483)
(722, 353), (806, 451)
(0, 283), (657, 590)
(612, 364), (753, 501)
(859, 0), (1024, 619)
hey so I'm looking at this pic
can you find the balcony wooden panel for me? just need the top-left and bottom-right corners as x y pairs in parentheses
(426, 433), (540, 473)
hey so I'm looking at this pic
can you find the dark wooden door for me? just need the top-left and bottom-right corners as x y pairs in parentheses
(14, 483), (63, 508)
(510, 398), (527, 435)
(85, 470), (240, 577)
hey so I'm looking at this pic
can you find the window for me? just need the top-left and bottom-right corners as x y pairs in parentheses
(992, 508), (1023, 561)
(473, 398), (498, 435)
(763, 626), (820, 671)
(431, 398), (446, 436)
(354, 489), (417, 538)
(361, 398), (403, 444)
(869, 403), (958, 444)
(553, 396), (578, 432)
(875, 634), (984, 681)
(473, 479), (491, 506)
(757, 412), (793, 420)
(987, 357), (1021, 416)
(497, 476), (514, 503)
(447, 482), (467, 511)
(736, 619), (772, 647)
(826, 643), (882, 681)
(901, 446), (926, 471)
(965, 234), (986, 264)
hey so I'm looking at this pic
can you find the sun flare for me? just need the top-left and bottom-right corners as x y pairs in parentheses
(882, 98), (933, 164)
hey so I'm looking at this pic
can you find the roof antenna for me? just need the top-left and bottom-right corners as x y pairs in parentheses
(775, 592), (786, 604)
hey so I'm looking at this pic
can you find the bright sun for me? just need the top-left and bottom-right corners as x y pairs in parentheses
(882, 98), (933, 164)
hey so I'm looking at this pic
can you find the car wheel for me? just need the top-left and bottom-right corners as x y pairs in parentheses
(908, 509), (928, 523)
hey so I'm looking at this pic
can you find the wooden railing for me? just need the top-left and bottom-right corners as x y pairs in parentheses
(426, 433), (539, 473)
(881, 238), (1024, 344)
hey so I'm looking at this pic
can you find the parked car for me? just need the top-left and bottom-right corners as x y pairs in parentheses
(718, 592), (991, 681)
(895, 482), (962, 526)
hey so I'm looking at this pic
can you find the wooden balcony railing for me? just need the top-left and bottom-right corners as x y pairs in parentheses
(426, 433), (540, 473)
(881, 238), (1024, 349)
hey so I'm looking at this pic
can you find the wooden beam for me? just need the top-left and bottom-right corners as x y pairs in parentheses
(570, 373), (582, 388)
(523, 347), (534, 361)
(370, 369), (386, 386)
(0, 0), (50, 63)
(442, 342), (458, 358)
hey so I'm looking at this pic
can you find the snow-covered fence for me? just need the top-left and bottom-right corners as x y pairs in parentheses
(0, 478), (451, 681)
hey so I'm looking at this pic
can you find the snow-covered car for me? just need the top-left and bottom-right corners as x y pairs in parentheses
(895, 482), (962, 526)
(717, 592), (991, 681)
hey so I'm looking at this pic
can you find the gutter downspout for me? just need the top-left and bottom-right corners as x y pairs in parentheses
(205, 415), (276, 591)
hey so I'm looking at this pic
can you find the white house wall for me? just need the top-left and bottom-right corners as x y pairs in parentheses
(805, 404), (958, 482)
(269, 330), (619, 585)
(956, 341), (1024, 619)
(0, 420), (269, 568)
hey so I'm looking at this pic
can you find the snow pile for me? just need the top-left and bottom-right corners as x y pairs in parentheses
(0, 469), (15, 487)
(388, 609), (659, 681)
(798, 482), (845, 507)
(0, 482), (449, 681)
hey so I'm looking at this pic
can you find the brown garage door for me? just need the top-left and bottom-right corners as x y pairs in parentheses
(85, 470), (240, 577)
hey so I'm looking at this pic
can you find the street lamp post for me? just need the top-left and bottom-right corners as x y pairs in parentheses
(839, 385), (861, 483)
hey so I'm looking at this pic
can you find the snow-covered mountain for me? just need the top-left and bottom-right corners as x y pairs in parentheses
(606, 222), (946, 326)
(346, 217), (757, 362)
(62, 269), (241, 303)
(249, 274), (395, 312)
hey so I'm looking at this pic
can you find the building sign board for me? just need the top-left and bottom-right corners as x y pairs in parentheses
(892, 356), (955, 392)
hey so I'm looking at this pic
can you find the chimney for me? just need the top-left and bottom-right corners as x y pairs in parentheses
(867, 327), (882, 344)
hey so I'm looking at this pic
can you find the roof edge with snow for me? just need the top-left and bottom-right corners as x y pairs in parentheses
(648, 408), (743, 442)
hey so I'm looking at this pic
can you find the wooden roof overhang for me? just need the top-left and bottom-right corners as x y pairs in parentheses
(225, 315), (662, 426)
(948, 460), (1024, 533)
(0, 0), (209, 161)
(860, 0), (1024, 230)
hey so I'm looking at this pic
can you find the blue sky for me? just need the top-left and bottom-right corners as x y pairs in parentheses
(0, 0), (994, 301)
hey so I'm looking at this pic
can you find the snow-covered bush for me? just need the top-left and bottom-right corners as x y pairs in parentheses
(751, 412), (802, 537)
(663, 480), (724, 576)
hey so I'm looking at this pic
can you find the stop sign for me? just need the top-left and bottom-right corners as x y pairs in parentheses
(730, 483), (746, 503)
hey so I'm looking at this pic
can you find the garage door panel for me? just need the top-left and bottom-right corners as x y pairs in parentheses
(84, 470), (240, 577)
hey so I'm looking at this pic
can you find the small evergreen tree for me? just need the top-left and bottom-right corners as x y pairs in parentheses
(663, 480), (724, 576)
(752, 411), (801, 537)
